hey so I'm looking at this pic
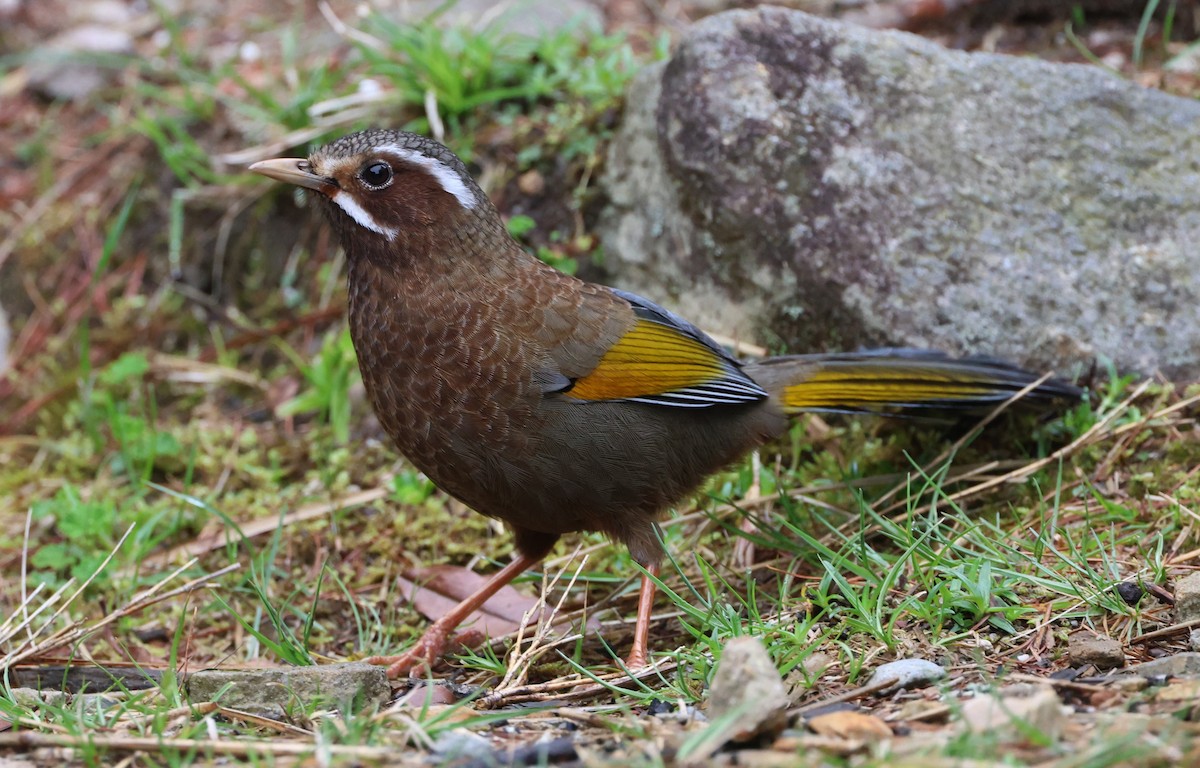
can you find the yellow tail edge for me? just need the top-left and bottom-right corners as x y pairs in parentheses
(777, 360), (1081, 415)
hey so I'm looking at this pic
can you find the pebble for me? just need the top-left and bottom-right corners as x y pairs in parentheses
(26, 25), (134, 100)
(960, 685), (1065, 742)
(430, 729), (493, 762)
(870, 658), (946, 690)
(708, 636), (790, 741)
(9, 688), (124, 715)
(1067, 633), (1125, 670)
(681, 636), (790, 765)
(1176, 573), (1200, 623)
(1116, 581), (1144, 606)
(1129, 653), (1200, 679)
(807, 710), (892, 740)
(1155, 679), (1200, 702)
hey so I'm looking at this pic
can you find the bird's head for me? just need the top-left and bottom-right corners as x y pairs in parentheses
(250, 129), (501, 265)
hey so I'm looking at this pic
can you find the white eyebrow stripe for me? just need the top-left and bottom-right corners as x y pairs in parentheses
(375, 143), (478, 210)
(331, 191), (399, 241)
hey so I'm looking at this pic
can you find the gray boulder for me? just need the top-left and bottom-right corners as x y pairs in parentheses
(597, 8), (1200, 377)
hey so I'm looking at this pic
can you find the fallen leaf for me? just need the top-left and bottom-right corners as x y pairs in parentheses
(395, 682), (464, 708)
(807, 710), (893, 740)
(400, 565), (600, 641)
(398, 566), (533, 639)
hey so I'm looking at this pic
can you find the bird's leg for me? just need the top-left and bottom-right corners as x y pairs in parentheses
(624, 562), (661, 670)
(368, 552), (541, 679)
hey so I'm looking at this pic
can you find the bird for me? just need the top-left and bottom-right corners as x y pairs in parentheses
(249, 128), (1082, 678)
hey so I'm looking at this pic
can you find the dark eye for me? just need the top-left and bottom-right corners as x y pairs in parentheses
(359, 160), (393, 189)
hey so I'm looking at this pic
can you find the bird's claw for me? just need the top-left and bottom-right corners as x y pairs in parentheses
(367, 626), (450, 679)
(367, 626), (486, 679)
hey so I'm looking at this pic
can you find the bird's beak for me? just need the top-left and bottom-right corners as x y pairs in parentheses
(249, 158), (337, 195)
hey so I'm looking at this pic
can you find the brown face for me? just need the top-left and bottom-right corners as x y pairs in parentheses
(309, 146), (481, 237)
(250, 130), (483, 251)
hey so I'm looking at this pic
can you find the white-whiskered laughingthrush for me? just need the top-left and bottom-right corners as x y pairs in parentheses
(250, 129), (1082, 678)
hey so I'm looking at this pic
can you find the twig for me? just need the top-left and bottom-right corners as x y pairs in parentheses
(0, 731), (396, 759)
(317, 0), (387, 51)
(478, 659), (680, 708)
(1008, 672), (1112, 693)
(113, 702), (217, 734)
(215, 706), (313, 736)
(1129, 618), (1200, 645)
(491, 552), (589, 695)
(790, 675), (898, 717)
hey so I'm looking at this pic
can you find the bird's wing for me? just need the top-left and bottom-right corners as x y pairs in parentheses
(554, 289), (767, 408)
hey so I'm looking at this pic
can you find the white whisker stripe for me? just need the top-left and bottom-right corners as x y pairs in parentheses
(332, 192), (399, 241)
(377, 144), (478, 210)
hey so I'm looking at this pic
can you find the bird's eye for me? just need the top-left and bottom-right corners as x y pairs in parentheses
(359, 161), (393, 190)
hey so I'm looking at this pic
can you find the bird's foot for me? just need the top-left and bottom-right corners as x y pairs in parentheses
(367, 626), (486, 679)
(367, 625), (451, 679)
(622, 647), (649, 671)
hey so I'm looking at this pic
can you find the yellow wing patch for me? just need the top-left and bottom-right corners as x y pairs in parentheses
(782, 368), (1006, 411)
(565, 320), (728, 401)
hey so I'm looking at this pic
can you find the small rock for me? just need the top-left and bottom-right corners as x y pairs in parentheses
(785, 651), (835, 702)
(1176, 573), (1200, 623)
(25, 25), (134, 100)
(1067, 633), (1125, 670)
(1089, 711), (1161, 741)
(238, 40), (262, 63)
(1155, 680), (1200, 702)
(708, 636), (790, 741)
(807, 710), (892, 740)
(871, 659), (947, 690)
(1129, 653), (1200, 679)
(504, 737), (577, 766)
(69, 0), (135, 26)
(682, 636), (790, 764)
(517, 169), (545, 196)
(1165, 44), (1200, 74)
(1109, 675), (1150, 693)
(72, 692), (124, 714)
(8, 688), (67, 708)
(430, 729), (493, 761)
(896, 699), (951, 722)
(8, 688), (122, 714)
(185, 662), (390, 719)
(960, 685), (1065, 742)
(768, 731), (865, 758)
(385, 0), (602, 40)
(1116, 581), (1144, 606)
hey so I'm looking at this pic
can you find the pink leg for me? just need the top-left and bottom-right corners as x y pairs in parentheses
(367, 552), (540, 679)
(624, 562), (660, 669)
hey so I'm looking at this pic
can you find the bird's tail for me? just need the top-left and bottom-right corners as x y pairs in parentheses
(744, 349), (1083, 416)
